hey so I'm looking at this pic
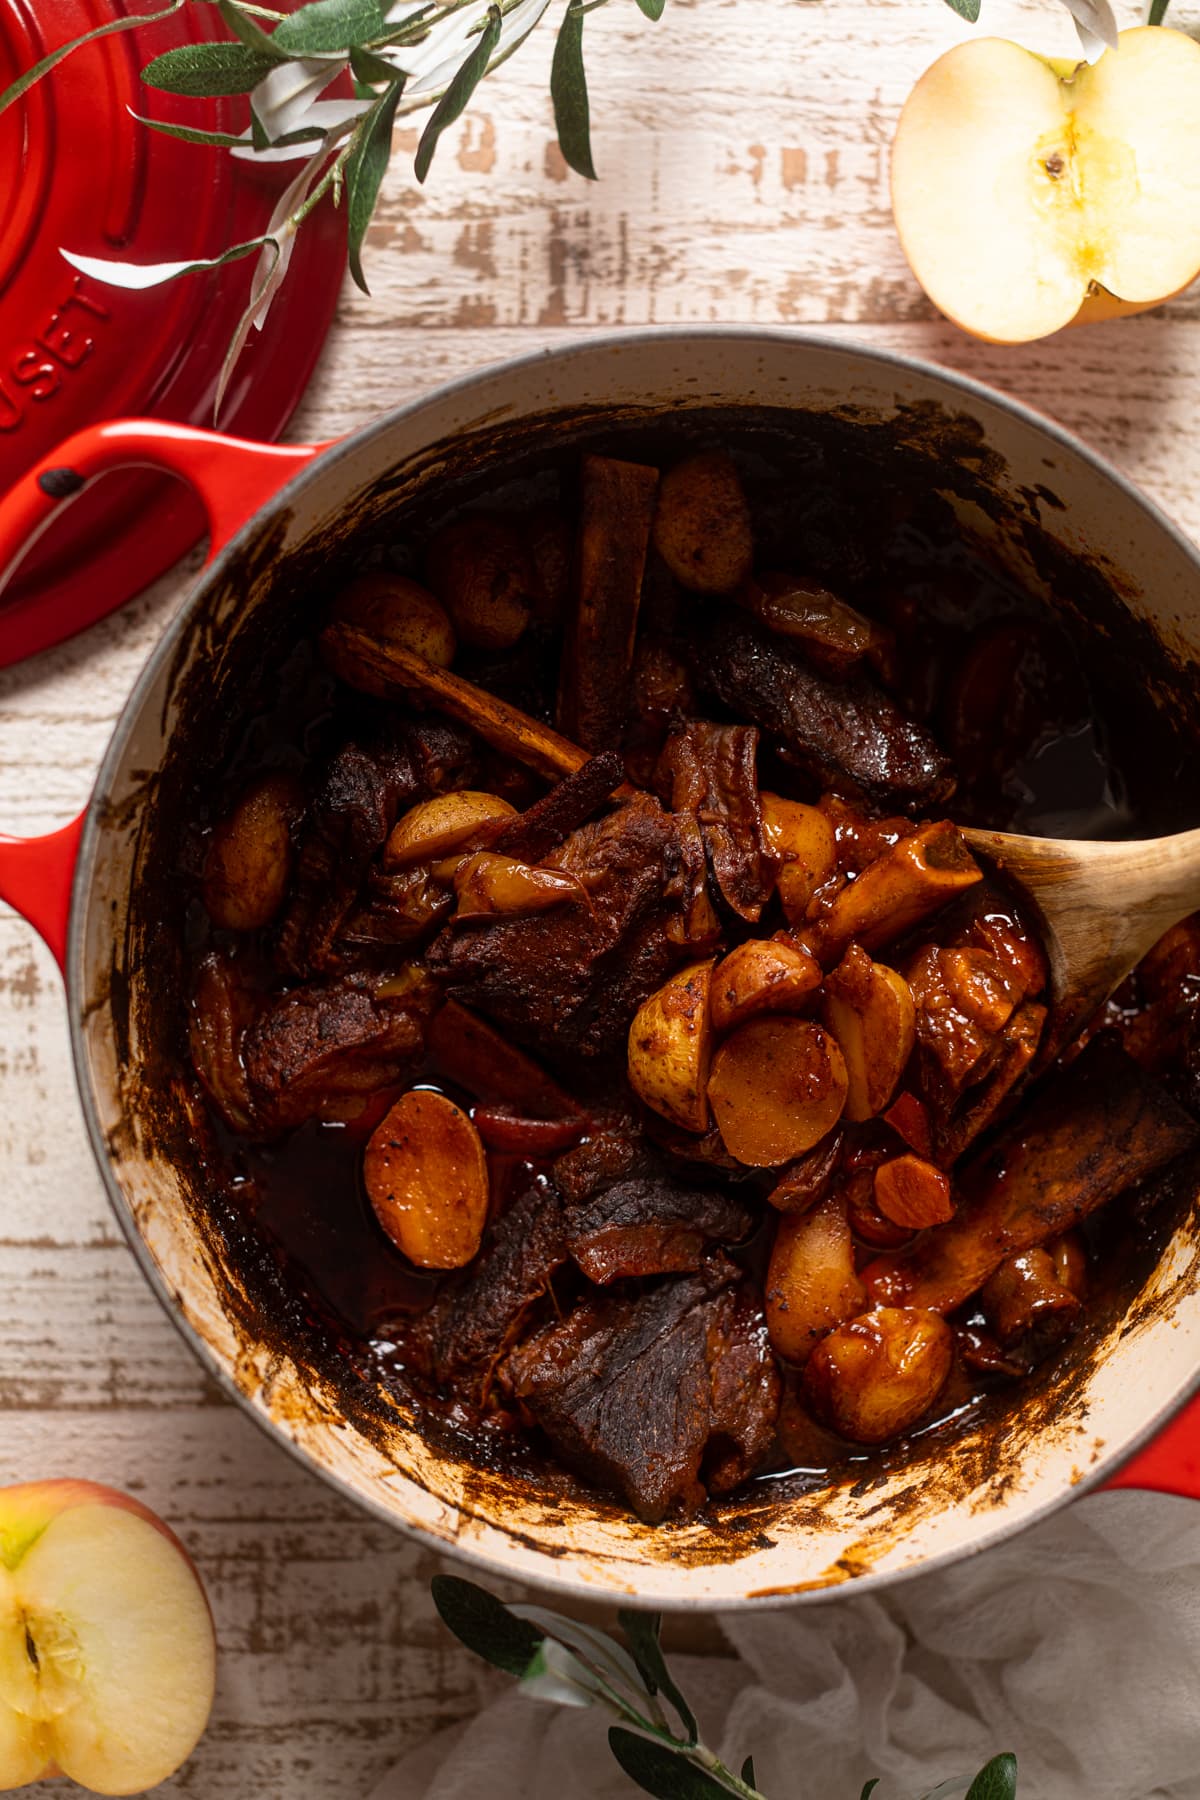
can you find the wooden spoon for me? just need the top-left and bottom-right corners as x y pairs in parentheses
(962, 824), (1200, 1046)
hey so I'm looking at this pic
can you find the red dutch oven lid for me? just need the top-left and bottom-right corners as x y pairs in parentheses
(0, 0), (345, 665)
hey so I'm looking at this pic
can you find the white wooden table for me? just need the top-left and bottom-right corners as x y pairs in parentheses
(4, 1), (1199, 1791)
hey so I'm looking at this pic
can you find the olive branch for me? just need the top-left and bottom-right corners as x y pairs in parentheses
(0, 0), (663, 417)
(431, 1574), (1019, 1800)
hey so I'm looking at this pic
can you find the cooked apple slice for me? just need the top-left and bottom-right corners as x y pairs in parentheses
(0, 1479), (214, 1794)
(891, 28), (1200, 343)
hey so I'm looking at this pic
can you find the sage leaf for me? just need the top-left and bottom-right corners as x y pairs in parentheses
(274, 0), (391, 56)
(608, 1729), (730, 1800)
(741, 1756), (756, 1786)
(413, 3), (500, 183)
(345, 82), (403, 291)
(141, 40), (277, 95)
(351, 42), (401, 84)
(0, 0), (183, 117)
(551, 2), (595, 179)
(939, 0), (982, 19)
(1149, 0), (1170, 20)
(520, 1637), (611, 1710)
(431, 1574), (545, 1677)
(514, 1605), (651, 1709)
(618, 1612), (697, 1744)
(965, 1753), (1018, 1800)
(59, 236), (272, 290)
(634, 0), (666, 17)
(131, 112), (249, 147)
(216, 0), (289, 59)
(861, 1783), (881, 1800)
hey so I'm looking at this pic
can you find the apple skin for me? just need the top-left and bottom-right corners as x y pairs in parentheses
(0, 1483), (213, 1792)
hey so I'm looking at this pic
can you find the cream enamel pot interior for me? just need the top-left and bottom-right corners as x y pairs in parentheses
(0, 329), (1198, 1609)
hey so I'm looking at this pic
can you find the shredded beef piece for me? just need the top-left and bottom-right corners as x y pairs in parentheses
(694, 614), (954, 808)
(657, 722), (777, 922)
(338, 865), (453, 951)
(427, 792), (687, 1056)
(567, 1176), (754, 1284)
(553, 1121), (651, 1204)
(423, 1177), (569, 1395)
(277, 721), (474, 976)
(505, 1256), (779, 1522)
(241, 970), (434, 1130)
(491, 752), (626, 864)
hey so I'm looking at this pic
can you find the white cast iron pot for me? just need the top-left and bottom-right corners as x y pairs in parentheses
(0, 329), (1197, 1608)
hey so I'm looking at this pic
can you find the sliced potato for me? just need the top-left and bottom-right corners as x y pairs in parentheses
(812, 821), (982, 964)
(384, 791), (517, 870)
(652, 451), (753, 594)
(425, 513), (535, 650)
(873, 1154), (954, 1229)
(823, 945), (916, 1122)
(760, 793), (838, 924)
(708, 1017), (848, 1166)
(364, 1090), (489, 1269)
(804, 1306), (953, 1443)
(627, 959), (716, 1134)
(765, 1191), (865, 1363)
(710, 938), (821, 1034)
(453, 852), (584, 918)
(203, 773), (302, 932)
(334, 572), (456, 667)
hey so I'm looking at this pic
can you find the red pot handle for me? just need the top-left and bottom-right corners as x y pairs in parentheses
(0, 419), (322, 969)
(1101, 1388), (1200, 1500)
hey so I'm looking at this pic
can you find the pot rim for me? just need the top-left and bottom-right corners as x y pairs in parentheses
(66, 324), (1200, 1606)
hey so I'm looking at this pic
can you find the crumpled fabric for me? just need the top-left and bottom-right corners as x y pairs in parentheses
(372, 1492), (1200, 1800)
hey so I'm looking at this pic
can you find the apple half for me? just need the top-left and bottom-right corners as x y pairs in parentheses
(891, 26), (1200, 342)
(0, 1480), (215, 1794)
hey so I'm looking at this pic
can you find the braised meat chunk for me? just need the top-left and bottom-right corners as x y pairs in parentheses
(657, 722), (777, 921)
(506, 1257), (779, 1521)
(694, 614), (954, 808)
(428, 792), (688, 1056)
(566, 1174), (754, 1284)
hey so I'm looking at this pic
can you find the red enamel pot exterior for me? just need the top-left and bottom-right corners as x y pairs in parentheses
(0, 332), (1198, 1606)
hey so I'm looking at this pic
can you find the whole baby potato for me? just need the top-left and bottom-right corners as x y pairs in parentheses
(627, 960), (716, 1134)
(804, 1306), (953, 1443)
(425, 513), (535, 649)
(335, 571), (456, 667)
(203, 773), (302, 932)
(652, 451), (754, 594)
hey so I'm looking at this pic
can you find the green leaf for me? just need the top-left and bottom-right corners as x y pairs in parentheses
(940, 0), (982, 20)
(618, 1613), (697, 1745)
(273, 0), (389, 55)
(414, 3), (501, 184)
(634, 0), (666, 17)
(216, 0), (288, 58)
(860, 1783), (881, 1800)
(1148, 0), (1170, 21)
(741, 1756), (756, 1787)
(141, 40), (277, 95)
(350, 42), (400, 85)
(0, 0), (183, 117)
(431, 1574), (545, 1678)
(550, 2), (595, 179)
(132, 112), (249, 147)
(608, 1729), (730, 1800)
(345, 81), (402, 291)
(965, 1754), (1018, 1800)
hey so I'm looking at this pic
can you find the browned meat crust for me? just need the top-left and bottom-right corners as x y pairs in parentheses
(694, 614), (954, 808)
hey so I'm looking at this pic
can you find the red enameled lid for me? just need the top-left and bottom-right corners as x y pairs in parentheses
(0, 0), (345, 664)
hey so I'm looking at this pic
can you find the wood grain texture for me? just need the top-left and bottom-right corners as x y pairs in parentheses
(3, 0), (1199, 1788)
